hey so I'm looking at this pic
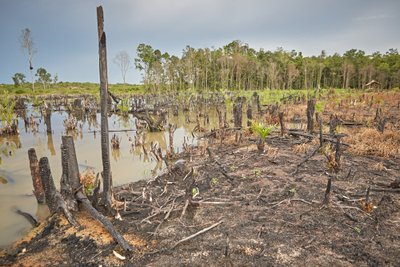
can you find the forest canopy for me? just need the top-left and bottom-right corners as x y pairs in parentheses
(134, 40), (400, 91)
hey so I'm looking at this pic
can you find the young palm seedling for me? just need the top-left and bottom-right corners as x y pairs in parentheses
(251, 121), (273, 152)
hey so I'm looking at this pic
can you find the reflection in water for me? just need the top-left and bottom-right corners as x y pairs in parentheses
(0, 135), (22, 163)
(36, 204), (50, 222)
(111, 148), (121, 161)
(47, 133), (56, 156)
(0, 102), (220, 248)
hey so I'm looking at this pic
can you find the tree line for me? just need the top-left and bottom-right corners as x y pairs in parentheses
(133, 40), (400, 91)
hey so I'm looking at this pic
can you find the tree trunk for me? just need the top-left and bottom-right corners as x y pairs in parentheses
(233, 97), (243, 128)
(278, 112), (286, 136)
(246, 104), (252, 127)
(28, 148), (45, 203)
(306, 98), (316, 134)
(39, 157), (78, 226)
(97, 6), (113, 212)
(44, 108), (52, 134)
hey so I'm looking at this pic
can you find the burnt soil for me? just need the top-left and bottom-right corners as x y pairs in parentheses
(1, 132), (399, 266)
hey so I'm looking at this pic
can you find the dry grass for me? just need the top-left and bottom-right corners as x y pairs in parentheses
(345, 127), (400, 158)
(293, 143), (312, 154)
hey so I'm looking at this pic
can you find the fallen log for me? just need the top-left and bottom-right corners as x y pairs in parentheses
(288, 130), (350, 147)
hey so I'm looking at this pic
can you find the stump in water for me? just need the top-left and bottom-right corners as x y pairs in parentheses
(44, 107), (52, 134)
(133, 110), (167, 132)
(36, 134), (133, 251)
(39, 157), (78, 226)
(306, 98), (316, 134)
(28, 148), (45, 203)
(168, 123), (177, 156)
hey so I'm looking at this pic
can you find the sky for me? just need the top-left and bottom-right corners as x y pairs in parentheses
(0, 0), (399, 84)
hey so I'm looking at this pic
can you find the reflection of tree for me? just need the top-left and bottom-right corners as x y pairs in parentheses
(118, 115), (132, 129)
(111, 148), (121, 161)
(0, 135), (22, 161)
(36, 203), (50, 222)
(47, 133), (56, 156)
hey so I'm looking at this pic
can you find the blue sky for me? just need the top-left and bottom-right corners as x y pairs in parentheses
(0, 0), (399, 84)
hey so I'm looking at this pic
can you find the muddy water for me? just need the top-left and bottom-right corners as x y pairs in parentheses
(0, 105), (219, 248)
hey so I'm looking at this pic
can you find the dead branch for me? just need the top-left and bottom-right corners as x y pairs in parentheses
(291, 146), (320, 175)
(172, 220), (224, 249)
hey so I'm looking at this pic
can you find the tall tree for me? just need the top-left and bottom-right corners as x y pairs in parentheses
(135, 44), (156, 89)
(113, 50), (131, 84)
(19, 28), (36, 91)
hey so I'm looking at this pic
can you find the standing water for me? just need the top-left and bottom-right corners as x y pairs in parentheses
(0, 103), (201, 247)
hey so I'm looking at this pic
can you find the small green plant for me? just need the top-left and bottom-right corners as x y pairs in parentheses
(315, 101), (326, 113)
(0, 91), (16, 129)
(210, 177), (219, 186)
(192, 187), (200, 198)
(254, 169), (262, 177)
(117, 98), (130, 116)
(251, 121), (273, 152)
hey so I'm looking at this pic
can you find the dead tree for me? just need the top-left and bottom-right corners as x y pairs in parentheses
(252, 92), (261, 114)
(38, 135), (133, 251)
(39, 157), (78, 226)
(318, 118), (323, 148)
(322, 176), (332, 206)
(28, 148), (45, 203)
(168, 123), (177, 156)
(374, 108), (387, 133)
(133, 109), (167, 132)
(278, 112), (286, 136)
(246, 104), (252, 127)
(334, 135), (342, 172)
(44, 106), (52, 134)
(97, 6), (113, 212)
(306, 98), (316, 133)
(233, 97), (243, 128)
(329, 114), (340, 137)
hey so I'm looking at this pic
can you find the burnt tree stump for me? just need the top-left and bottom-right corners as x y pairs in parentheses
(306, 98), (316, 134)
(246, 104), (252, 127)
(233, 97), (244, 128)
(28, 148), (45, 203)
(39, 157), (78, 226)
(279, 111), (286, 136)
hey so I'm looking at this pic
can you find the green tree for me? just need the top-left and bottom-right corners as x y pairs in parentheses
(135, 44), (156, 89)
(35, 67), (52, 89)
(12, 73), (26, 86)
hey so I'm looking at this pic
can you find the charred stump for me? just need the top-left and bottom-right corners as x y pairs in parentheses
(44, 107), (52, 134)
(278, 111), (286, 136)
(246, 104), (252, 127)
(329, 114), (340, 137)
(233, 97), (243, 128)
(39, 157), (78, 226)
(28, 148), (45, 203)
(306, 98), (316, 134)
(97, 6), (114, 212)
